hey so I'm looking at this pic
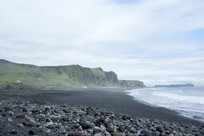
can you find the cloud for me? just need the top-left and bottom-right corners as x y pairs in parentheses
(0, 0), (204, 86)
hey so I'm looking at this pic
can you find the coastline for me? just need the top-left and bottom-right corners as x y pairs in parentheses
(1, 88), (204, 135)
(125, 87), (204, 123)
(0, 88), (201, 124)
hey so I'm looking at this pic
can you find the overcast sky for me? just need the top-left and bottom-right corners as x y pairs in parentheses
(0, 0), (204, 86)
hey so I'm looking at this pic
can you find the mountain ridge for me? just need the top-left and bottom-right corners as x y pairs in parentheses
(0, 59), (145, 88)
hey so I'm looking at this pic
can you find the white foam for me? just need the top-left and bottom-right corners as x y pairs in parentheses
(125, 87), (204, 122)
(153, 92), (204, 105)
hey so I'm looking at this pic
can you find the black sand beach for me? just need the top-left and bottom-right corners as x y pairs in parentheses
(0, 88), (201, 124)
(1, 88), (204, 136)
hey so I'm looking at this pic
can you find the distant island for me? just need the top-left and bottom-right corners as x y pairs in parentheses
(0, 59), (145, 89)
(154, 83), (194, 88)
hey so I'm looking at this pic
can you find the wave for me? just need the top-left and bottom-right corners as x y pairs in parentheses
(153, 92), (204, 105)
(125, 87), (204, 122)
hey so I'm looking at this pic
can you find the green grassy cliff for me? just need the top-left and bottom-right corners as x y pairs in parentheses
(0, 59), (145, 88)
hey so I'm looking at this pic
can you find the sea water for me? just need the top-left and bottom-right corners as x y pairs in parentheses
(125, 87), (204, 122)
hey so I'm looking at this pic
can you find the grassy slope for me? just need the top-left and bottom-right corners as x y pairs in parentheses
(0, 60), (121, 88)
(0, 59), (145, 88)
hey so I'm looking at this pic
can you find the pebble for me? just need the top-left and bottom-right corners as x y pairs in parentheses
(106, 126), (115, 133)
(93, 126), (102, 134)
(16, 114), (25, 119)
(9, 130), (17, 134)
(0, 100), (203, 136)
(28, 130), (37, 135)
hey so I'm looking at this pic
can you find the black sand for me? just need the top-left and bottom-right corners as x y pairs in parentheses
(0, 88), (201, 124)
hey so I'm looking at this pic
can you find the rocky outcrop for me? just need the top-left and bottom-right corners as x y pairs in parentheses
(119, 80), (145, 88)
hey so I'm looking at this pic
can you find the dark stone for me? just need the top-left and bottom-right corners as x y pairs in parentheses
(38, 117), (46, 122)
(51, 117), (58, 122)
(93, 127), (102, 134)
(97, 118), (105, 124)
(73, 124), (81, 129)
(9, 130), (17, 134)
(63, 109), (69, 113)
(106, 126), (114, 133)
(31, 109), (40, 114)
(80, 121), (93, 129)
(16, 114), (25, 118)
(28, 130), (37, 135)
(156, 126), (163, 133)
(61, 117), (69, 122)
(22, 108), (28, 112)
(121, 115), (130, 120)
(46, 125), (55, 129)
(118, 126), (125, 132)
(22, 122), (34, 127)
(46, 118), (50, 122)
(3, 107), (12, 112)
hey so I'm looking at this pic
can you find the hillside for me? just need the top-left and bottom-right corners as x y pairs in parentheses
(0, 59), (145, 88)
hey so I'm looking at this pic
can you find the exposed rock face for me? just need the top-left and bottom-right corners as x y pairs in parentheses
(105, 71), (118, 84)
(0, 59), (145, 88)
(0, 100), (203, 136)
(119, 80), (145, 88)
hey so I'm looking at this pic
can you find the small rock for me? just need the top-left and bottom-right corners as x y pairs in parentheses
(61, 117), (69, 122)
(22, 122), (35, 127)
(172, 131), (178, 135)
(9, 130), (17, 134)
(97, 117), (106, 124)
(80, 121), (93, 129)
(93, 126), (102, 134)
(46, 118), (51, 122)
(16, 114), (25, 118)
(129, 127), (137, 133)
(31, 109), (40, 114)
(63, 109), (69, 113)
(28, 130), (37, 135)
(156, 126), (163, 133)
(106, 126), (115, 133)
(100, 125), (107, 132)
(73, 123), (81, 129)
(46, 125), (55, 129)
(3, 107), (12, 112)
(22, 107), (28, 112)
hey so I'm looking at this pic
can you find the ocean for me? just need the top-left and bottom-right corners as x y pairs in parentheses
(125, 87), (204, 122)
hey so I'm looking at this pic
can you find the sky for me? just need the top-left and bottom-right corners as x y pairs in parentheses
(0, 0), (204, 86)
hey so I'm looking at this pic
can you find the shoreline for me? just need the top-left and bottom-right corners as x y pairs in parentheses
(124, 87), (204, 123)
(1, 100), (203, 136)
(0, 88), (202, 124)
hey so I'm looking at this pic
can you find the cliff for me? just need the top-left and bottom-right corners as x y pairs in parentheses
(0, 59), (145, 88)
